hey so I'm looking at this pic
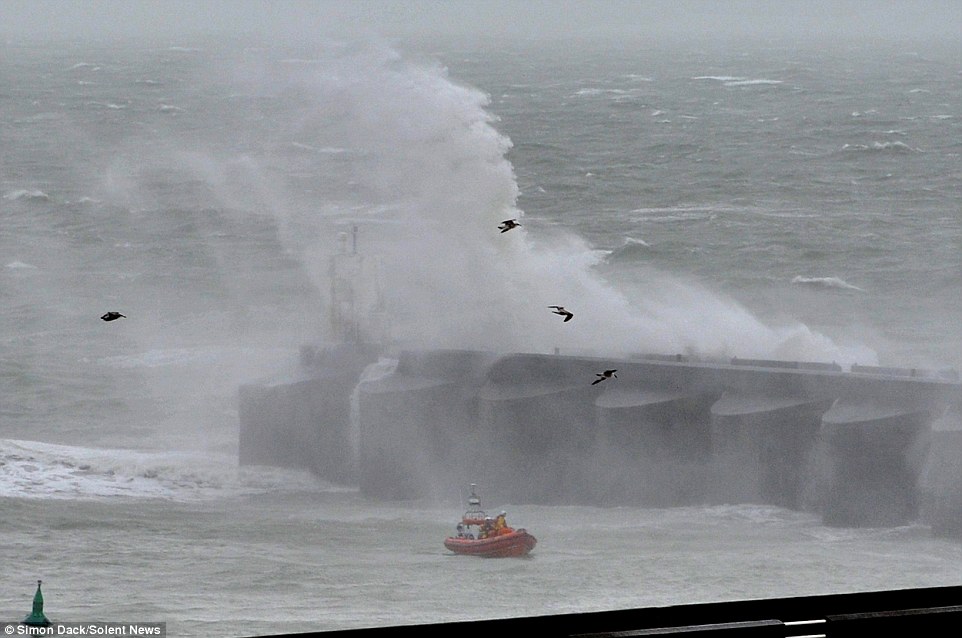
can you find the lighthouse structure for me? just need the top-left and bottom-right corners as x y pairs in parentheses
(22, 580), (51, 627)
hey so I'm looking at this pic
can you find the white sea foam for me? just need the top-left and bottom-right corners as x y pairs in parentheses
(0, 438), (334, 501)
(705, 503), (814, 526)
(724, 79), (782, 87)
(573, 87), (633, 98)
(691, 76), (782, 87)
(3, 189), (50, 201)
(692, 76), (746, 82)
(291, 141), (348, 154)
(603, 237), (651, 263)
(88, 101), (128, 110)
(791, 276), (865, 292)
(4, 261), (37, 270)
(629, 206), (719, 223)
(872, 141), (917, 151)
(0, 440), (198, 499)
(841, 141), (918, 153)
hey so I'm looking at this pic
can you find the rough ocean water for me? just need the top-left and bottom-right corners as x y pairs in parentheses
(1, 31), (961, 637)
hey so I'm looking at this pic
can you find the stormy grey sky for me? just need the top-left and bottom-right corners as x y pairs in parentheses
(1, 0), (960, 45)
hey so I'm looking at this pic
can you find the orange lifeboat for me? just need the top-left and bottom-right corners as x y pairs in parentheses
(444, 528), (537, 558)
(444, 485), (537, 558)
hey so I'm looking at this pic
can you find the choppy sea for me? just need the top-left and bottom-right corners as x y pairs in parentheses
(2, 32), (960, 637)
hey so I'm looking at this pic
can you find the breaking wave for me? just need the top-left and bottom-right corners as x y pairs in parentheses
(3, 189), (50, 202)
(791, 276), (865, 292)
(604, 237), (652, 263)
(692, 76), (783, 87)
(249, 43), (878, 366)
(841, 141), (920, 153)
(0, 439), (335, 501)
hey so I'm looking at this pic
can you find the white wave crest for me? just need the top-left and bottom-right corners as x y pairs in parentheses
(291, 142), (348, 154)
(5, 261), (38, 270)
(841, 141), (919, 153)
(691, 76), (782, 87)
(692, 76), (746, 82)
(0, 439), (334, 501)
(724, 79), (782, 87)
(3, 189), (50, 201)
(792, 276), (865, 292)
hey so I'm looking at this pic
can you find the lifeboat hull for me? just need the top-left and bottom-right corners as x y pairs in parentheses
(444, 529), (537, 558)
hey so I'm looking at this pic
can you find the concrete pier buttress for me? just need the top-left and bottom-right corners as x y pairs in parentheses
(710, 394), (834, 509)
(816, 400), (933, 527)
(238, 347), (962, 535)
(919, 405), (962, 536)
(478, 382), (600, 505)
(357, 376), (461, 500)
(593, 387), (715, 506)
(238, 344), (379, 483)
(356, 350), (497, 501)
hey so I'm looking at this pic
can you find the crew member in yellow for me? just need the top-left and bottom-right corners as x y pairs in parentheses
(479, 517), (494, 539)
(493, 510), (509, 535)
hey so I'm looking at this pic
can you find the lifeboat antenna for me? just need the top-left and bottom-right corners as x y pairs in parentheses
(468, 483), (481, 507)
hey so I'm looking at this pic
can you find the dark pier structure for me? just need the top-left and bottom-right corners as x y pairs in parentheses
(239, 227), (962, 535)
(239, 344), (962, 534)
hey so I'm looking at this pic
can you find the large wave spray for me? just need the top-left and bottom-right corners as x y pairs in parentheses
(254, 43), (874, 366)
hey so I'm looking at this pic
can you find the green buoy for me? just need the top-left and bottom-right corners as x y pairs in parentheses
(22, 580), (51, 627)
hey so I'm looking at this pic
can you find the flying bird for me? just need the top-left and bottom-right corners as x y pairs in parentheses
(548, 305), (574, 322)
(498, 219), (521, 233)
(101, 312), (126, 322)
(591, 369), (617, 385)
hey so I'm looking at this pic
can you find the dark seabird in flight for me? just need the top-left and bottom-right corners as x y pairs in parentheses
(498, 219), (521, 233)
(101, 312), (126, 322)
(548, 305), (574, 322)
(591, 369), (617, 385)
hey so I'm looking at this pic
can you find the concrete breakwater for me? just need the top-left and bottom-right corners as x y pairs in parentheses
(238, 345), (962, 535)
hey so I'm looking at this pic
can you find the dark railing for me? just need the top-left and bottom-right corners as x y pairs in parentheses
(248, 586), (962, 637)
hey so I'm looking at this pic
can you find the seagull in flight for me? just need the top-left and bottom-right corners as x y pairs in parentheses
(591, 369), (617, 385)
(548, 306), (574, 322)
(498, 219), (521, 233)
(101, 312), (126, 322)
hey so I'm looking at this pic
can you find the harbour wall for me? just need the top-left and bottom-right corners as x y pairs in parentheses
(238, 346), (962, 534)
